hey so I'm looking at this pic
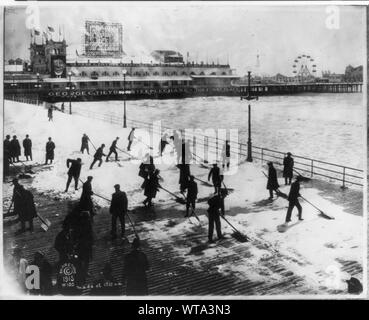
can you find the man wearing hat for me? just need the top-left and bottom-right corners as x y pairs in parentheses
(208, 163), (223, 195)
(283, 152), (294, 185)
(12, 178), (37, 234)
(79, 176), (94, 217)
(185, 175), (198, 217)
(80, 133), (90, 155)
(267, 162), (279, 199)
(106, 137), (120, 162)
(22, 134), (32, 161)
(124, 238), (150, 295)
(285, 176), (303, 223)
(109, 184), (128, 240)
(10, 135), (21, 163)
(90, 144), (106, 169)
(3, 134), (11, 177)
(45, 137), (55, 165)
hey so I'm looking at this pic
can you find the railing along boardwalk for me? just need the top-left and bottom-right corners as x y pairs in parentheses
(73, 108), (364, 189)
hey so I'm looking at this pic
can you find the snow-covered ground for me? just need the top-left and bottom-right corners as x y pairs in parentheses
(2, 100), (364, 296)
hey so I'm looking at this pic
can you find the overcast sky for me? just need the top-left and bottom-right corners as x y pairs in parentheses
(4, 3), (365, 76)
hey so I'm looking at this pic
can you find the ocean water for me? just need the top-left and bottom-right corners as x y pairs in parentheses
(71, 93), (364, 169)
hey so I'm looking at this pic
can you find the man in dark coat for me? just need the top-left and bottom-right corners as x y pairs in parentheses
(3, 135), (11, 177)
(109, 184), (128, 240)
(123, 238), (149, 295)
(79, 176), (94, 217)
(23, 134), (32, 161)
(45, 137), (55, 165)
(143, 169), (160, 208)
(139, 154), (155, 181)
(127, 128), (135, 151)
(208, 163), (223, 194)
(283, 152), (294, 185)
(106, 137), (119, 162)
(207, 194), (225, 243)
(10, 135), (21, 163)
(80, 133), (89, 154)
(12, 178), (37, 234)
(90, 144), (106, 169)
(185, 175), (198, 217)
(65, 158), (82, 192)
(285, 176), (303, 223)
(178, 163), (190, 194)
(267, 162), (279, 199)
(48, 106), (53, 121)
(159, 133), (169, 156)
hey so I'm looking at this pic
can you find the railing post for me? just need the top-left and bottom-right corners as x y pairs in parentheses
(310, 160), (314, 177)
(341, 167), (347, 189)
(261, 148), (264, 163)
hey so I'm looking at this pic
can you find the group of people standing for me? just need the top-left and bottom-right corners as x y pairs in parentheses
(266, 152), (303, 223)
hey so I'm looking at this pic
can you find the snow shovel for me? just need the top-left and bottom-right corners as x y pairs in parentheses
(192, 152), (209, 164)
(135, 137), (153, 150)
(158, 186), (186, 205)
(193, 176), (213, 187)
(37, 213), (51, 232)
(293, 168), (311, 182)
(116, 146), (139, 160)
(88, 138), (98, 151)
(300, 196), (334, 220)
(220, 215), (250, 243)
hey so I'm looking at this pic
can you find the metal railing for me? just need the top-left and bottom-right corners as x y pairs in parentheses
(72, 108), (364, 189)
(5, 95), (43, 106)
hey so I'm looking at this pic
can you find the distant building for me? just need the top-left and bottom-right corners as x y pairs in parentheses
(151, 50), (184, 64)
(321, 71), (344, 83)
(344, 65), (363, 82)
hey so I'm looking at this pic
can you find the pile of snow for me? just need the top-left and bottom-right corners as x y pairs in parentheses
(3, 100), (364, 295)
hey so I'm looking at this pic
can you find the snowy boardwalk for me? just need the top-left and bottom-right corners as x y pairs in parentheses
(2, 101), (364, 296)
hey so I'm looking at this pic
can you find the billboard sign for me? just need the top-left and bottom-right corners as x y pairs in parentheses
(84, 20), (123, 57)
(50, 55), (66, 78)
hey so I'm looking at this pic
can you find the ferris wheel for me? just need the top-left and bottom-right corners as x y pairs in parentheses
(292, 54), (317, 81)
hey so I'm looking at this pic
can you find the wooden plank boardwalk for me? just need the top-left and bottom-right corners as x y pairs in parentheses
(2, 169), (363, 296)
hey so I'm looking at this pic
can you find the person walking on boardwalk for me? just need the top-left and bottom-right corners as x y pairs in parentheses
(90, 144), (106, 169)
(3, 135), (11, 177)
(61, 102), (65, 113)
(178, 163), (191, 194)
(109, 184), (128, 240)
(221, 140), (231, 170)
(45, 137), (55, 165)
(23, 134), (32, 161)
(267, 162), (280, 200)
(127, 128), (135, 151)
(143, 169), (160, 208)
(207, 193), (225, 243)
(208, 163), (223, 194)
(79, 176), (95, 218)
(47, 106), (53, 121)
(65, 158), (82, 192)
(285, 176), (303, 223)
(106, 137), (119, 162)
(124, 238), (150, 296)
(138, 154), (155, 181)
(48, 106), (53, 121)
(159, 133), (169, 156)
(283, 152), (294, 185)
(80, 133), (90, 155)
(185, 175), (198, 217)
(12, 178), (37, 235)
(10, 135), (21, 163)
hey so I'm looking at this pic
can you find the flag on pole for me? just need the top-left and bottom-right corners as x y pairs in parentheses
(47, 26), (55, 32)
